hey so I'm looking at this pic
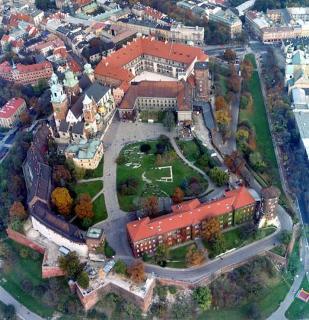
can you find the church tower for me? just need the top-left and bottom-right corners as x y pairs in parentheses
(84, 63), (95, 83)
(63, 69), (80, 97)
(83, 94), (96, 124)
(50, 73), (68, 125)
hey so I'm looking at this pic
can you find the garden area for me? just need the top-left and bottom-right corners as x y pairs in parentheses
(0, 240), (83, 318)
(116, 137), (208, 211)
(238, 54), (281, 188)
(285, 276), (309, 320)
(177, 138), (229, 187)
(204, 224), (277, 258)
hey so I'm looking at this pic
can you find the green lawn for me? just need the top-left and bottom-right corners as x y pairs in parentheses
(92, 194), (107, 223)
(166, 243), (197, 268)
(199, 276), (290, 320)
(219, 74), (228, 96)
(74, 180), (103, 199)
(244, 53), (257, 69)
(117, 141), (208, 211)
(1, 240), (54, 318)
(239, 68), (280, 187)
(204, 226), (277, 256)
(84, 158), (104, 179)
(177, 140), (201, 162)
(285, 276), (309, 320)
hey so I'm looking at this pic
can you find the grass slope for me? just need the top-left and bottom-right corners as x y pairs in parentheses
(74, 180), (103, 199)
(92, 194), (107, 223)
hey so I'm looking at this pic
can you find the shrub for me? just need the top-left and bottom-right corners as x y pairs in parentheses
(114, 260), (127, 275)
(104, 241), (115, 258)
(156, 143), (166, 155)
(116, 154), (126, 165)
(31, 250), (40, 261)
(21, 279), (33, 293)
(168, 285), (177, 294)
(81, 217), (93, 229)
(140, 144), (151, 154)
(19, 247), (30, 259)
(77, 271), (89, 289)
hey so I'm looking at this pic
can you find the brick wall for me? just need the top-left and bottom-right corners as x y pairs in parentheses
(42, 265), (66, 278)
(6, 228), (45, 254)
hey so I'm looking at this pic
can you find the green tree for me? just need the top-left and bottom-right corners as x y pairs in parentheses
(249, 152), (266, 172)
(155, 244), (168, 265)
(236, 129), (249, 143)
(58, 251), (82, 279)
(3, 304), (16, 320)
(209, 167), (229, 186)
(193, 286), (212, 311)
(77, 271), (89, 289)
(114, 260), (127, 275)
(162, 111), (175, 131)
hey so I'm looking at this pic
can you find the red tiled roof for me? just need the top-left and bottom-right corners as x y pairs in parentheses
(0, 98), (25, 118)
(95, 37), (207, 87)
(68, 59), (81, 73)
(297, 289), (309, 302)
(127, 187), (256, 242)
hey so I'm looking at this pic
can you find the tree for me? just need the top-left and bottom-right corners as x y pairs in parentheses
(215, 96), (228, 111)
(186, 247), (205, 266)
(228, 75), (241, 93)
(140, 143), (151, 154)
(127, 261), (145, 283)
(223, 49), (236, 62)
(211, 234), (226, 256)
(236, 129), (249, 143)
(172, 187), (184, 204)
(9, 201), (27, 220)
(3, 304), (16, 320)
(74, 166), (86, 180)
(209, 167), (229, 186)
(203, 218), (221, 241)
(52, 165), (71, 185)
(75, 193), (94, 219)
(162, 111), (175, 131)
(51, 187), (73, 215)
(247, 302), (261, 320)
(141, 196), (159, 217)
(193, 286), (212, 311)
(19, 111), (31, 126)
(278, 230), (291, 246)
(249, 152), (266, 172)
(77, 271), (89, 289)
(241, 60), (253, 81)
(58, 251), (82, 279)
(155, 244), (168, 265)
(114, 260), (127, 275)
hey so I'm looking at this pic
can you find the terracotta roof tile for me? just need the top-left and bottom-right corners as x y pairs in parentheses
(127, 187), (256, 242)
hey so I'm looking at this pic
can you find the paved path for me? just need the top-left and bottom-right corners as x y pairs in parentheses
(91, 190), (103, 203)
(0, 287), (43, 320)
(77, 177), (102, 183)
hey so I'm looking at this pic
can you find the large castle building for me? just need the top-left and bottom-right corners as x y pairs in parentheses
(95, 37), (210, 121)
(0, 61), (53, 85)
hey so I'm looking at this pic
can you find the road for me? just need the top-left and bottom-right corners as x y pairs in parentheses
(0, 287), (43, 320)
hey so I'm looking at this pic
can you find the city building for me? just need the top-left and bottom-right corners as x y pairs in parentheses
(284, 44), (309, 158)
(209, 8), (242, 38)
(95, 37), (209, 121)
(246, 8), (309, 43)
(127, 187), (258, 257)
(0, 61), (53, 85)
(0, 97), (27, 128)
(115, 18), (204, 46)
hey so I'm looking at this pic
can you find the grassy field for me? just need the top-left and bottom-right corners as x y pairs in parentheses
(244, 53), (257, 69)
(239, 68), (280, 187)
(74, 180), (103, 199)
(117, 141), (208, 211)
(198, 275), (290, 320)
(204, 226), (277, 255)
(219, 74), (228, 96)
(285, 276), (309, 319)
(177, 140), (200, 162)
(92, 194), (107, 223)
(167, 243), (196, 268)
(0, 240), (54, 318)
(84, 158), (103, 179)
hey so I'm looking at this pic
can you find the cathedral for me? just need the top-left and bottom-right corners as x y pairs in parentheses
(50, 64), (115, 168)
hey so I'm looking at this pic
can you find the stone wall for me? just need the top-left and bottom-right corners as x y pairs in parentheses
(42, 265), (66, 278)
(287, 223), (301, 256)
(7, 228), (45, 254)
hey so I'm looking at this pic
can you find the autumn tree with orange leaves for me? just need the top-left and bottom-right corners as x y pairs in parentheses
(186, 247), (205, 266)
(127, 261), (145, 284)
(51, 187), (73, 216)
(202, 218), (221, 241)
(172, 187), (184, 204)
(141, 196), (159, 217)
(9, 201), (27, 220)
(75, 193), (94, 219)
